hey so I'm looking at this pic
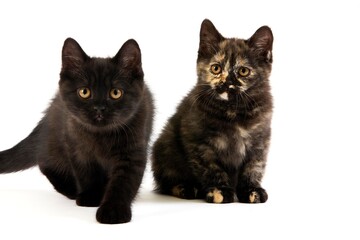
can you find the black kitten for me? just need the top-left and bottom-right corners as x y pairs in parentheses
(152, 19), (273, 204)
(0, 38), (154, 224)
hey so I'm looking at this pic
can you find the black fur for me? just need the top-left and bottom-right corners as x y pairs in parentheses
(0, 38), (154, 224)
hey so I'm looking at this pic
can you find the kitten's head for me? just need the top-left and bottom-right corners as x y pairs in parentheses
(197, 19), (273, 102)
(59, 38), (144, 130)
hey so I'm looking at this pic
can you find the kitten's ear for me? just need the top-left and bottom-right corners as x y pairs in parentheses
(114, 39), (141, 68)
(198, 19), (224, 59)
(248, 26), (273, 63)
(62, 38), (88, 69)
(114, 39), (143, 79)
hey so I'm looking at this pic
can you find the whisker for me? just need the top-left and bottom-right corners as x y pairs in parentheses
(189, 86), (214, 111)
(238, 90), (259, 115)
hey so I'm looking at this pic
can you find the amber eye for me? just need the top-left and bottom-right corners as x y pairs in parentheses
(110, 88), (123, 100)
(238, 67), (250, 77)
(78, 87), (91, 99)
(210, 64), (222, 75)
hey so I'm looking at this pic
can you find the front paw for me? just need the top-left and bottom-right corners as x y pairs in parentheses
(205, 187), (234, 203)
(238, 187), (268, 203)
(96, 203), (132, 224)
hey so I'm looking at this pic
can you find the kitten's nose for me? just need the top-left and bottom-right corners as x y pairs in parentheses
(226, 75), (240, 86)
(94, 105), (106, 113)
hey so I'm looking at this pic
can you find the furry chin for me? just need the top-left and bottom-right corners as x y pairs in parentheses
(73, 115), (116, 132)
(219, 92), (229, 100)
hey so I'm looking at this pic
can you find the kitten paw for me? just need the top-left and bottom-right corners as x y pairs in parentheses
(96, 203), (132, 224)
(171, 185), (198, 199)
(238, 187), (268, 203)
(205, 187), (234, 203)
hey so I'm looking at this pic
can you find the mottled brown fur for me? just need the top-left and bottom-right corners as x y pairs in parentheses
(152, 19), (273, 204)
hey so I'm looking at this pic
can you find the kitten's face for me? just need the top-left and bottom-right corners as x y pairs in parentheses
(197, 20), (273, 101)
(59, 38), (144, 130)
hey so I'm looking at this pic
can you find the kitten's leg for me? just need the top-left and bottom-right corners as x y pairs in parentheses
(96, 148), (146, 224)
(236, 144), (269, 203)
(152, 159), (199, 199)
(152, 131), (199, 200)
(189, 145), (235, 203)
(72, 161), (107, 207)
(40, 166), (77, 200)
(38, 145), (78, 199)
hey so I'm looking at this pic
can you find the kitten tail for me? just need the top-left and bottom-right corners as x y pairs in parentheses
(0, 122), (41, 173)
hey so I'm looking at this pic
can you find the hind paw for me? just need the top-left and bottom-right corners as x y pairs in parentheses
(171, 185), (198, 199)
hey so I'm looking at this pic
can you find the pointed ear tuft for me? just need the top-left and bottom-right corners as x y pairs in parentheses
(114, 39), (143, 78)
(115, 39), (141, 67)
(248, 26), (274, 63)
(62, 38), (88, 69)
(198, 19), (224, 59)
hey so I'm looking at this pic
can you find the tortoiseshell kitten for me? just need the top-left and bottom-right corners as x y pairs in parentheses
(0, 38), (154, 223)
(152, 19), (273, 204)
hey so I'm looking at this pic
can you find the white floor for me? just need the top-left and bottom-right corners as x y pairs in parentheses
(0, 163), (358, 240)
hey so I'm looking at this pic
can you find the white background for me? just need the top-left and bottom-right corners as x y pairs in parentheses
(0, 0), (359, 239)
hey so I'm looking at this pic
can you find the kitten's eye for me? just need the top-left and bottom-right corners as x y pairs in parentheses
(110, 88), (123, 100)
(238, 67), (250, 77)
(210, 64), (222, 75)
(78, 87), (91, 99)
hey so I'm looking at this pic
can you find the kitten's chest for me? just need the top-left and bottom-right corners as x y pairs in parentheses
(211, 125), (252, 166)
(67, 129), (121, 168)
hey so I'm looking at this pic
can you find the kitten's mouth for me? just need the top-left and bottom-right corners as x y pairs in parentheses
(215, 84), (240, 100)
(95, 114), (105, 122)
